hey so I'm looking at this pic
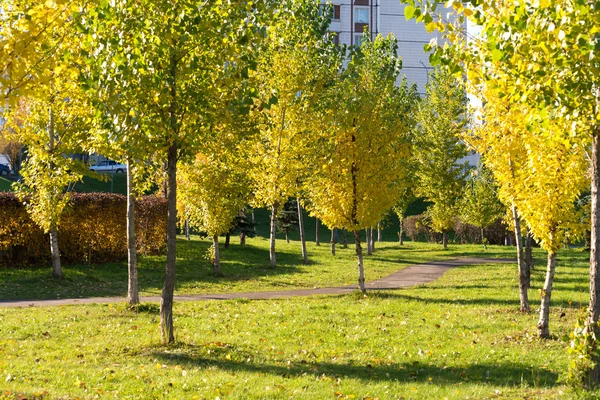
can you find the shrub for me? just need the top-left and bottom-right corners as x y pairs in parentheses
(0, 193), (166, 266)
(453, 218), (509, 245)
(404, 214), (440, 243)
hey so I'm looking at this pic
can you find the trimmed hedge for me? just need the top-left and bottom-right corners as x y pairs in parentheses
(404, 213), (509, 245)
(0, 193), (166, 266)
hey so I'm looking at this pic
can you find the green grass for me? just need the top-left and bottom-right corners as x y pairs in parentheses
(0, 244), (593, 399)
(72, 174), (128, 195)
(0, 177), (13, 192)
(0, 239), (517, 301)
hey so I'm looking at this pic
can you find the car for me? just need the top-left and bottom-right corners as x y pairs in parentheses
(89, 160), (127, 173)
(0, 164), (10, 176)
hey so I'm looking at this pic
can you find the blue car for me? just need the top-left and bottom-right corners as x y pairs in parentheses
(0, 164), (10, 176)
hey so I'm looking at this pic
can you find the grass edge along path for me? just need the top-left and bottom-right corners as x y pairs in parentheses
(0, 257), (514, 308)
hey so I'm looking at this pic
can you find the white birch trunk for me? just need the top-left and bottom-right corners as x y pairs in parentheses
(377, 222), (382, 242)
(269, 202), (278, 268)
(511, 205), (530, 312)
(537, 250), (557, 338)
(297, 198), (308, 264)
(212, 235), (221, 276)
(353, 230), (366, 293)
(330, 229), (336, 256)
(126, 160), (139, 305)
(49, 228), (62, 278)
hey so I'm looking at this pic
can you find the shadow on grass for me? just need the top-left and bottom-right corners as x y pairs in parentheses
(0, 240), (307, 301)
(150, 343), (559, 388)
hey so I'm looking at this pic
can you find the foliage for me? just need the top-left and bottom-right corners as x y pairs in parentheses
(458, 164), (504, 240)
(305, 36), (417, 232)
(0, 193), (166, 266)
(178, 150), (251, 238)
(404, 214), (439, 243)
(567, 315), (600, 391)
(412, 68), (470, 235)
(249, 0), (337, 210)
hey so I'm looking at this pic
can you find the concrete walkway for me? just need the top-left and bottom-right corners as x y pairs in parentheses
(0, 257), (514, 308)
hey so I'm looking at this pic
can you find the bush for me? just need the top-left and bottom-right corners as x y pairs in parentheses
(404, 214), (440, 243)
(453, 218), (509, 245)
(0, 193), (166, 266)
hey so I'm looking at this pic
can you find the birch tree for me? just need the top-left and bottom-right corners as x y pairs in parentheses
(413, 69), (470, 249)
(249, 0), (335, 268)
(305, 35), (416, 292)
(459, 164), (504, 249)
(85, 0), (268, 343)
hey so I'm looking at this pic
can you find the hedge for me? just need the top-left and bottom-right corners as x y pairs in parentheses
(0, 193), (167, 266)
(404, 213), (510, 245)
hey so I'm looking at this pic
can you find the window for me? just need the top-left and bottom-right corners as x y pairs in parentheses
(333, 33), (340, 46)
(354, 8), (369, 23)
(333, 5), (341, 20)
(354, 33), (368, 46)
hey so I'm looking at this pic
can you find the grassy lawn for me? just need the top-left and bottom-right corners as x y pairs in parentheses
(0, 245), (593, 399)
(0, 239), (518, 301)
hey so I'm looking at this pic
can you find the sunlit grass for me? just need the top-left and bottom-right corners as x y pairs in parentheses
(0, 246), (592, 399)
(0, 238), (518, 301)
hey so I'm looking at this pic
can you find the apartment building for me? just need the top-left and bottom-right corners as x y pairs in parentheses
(323, 0), (451, 95)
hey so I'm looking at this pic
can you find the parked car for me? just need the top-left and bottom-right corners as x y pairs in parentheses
(0, 164), (10, 176)
(89, 160), (126, 173)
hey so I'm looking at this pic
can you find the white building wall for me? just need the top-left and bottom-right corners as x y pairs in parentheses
(323, 0), (457, 95)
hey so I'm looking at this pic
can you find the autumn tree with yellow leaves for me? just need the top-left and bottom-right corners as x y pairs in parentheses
(305, 35), (417, 292)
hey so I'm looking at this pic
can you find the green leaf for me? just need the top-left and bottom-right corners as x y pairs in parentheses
(404, 6), (416, 20)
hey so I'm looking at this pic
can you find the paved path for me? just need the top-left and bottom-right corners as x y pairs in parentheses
(0, 257), (514, 308)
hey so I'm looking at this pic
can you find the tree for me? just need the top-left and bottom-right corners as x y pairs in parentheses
(249, 0), (335, 268)
(1, 0), (91, 278)
(393, 187), (415, 246)
(84, 0), (268, 343)
(413, 69), (470, 249)
(405, 0), (600, 382)
(304, 34), (416, 292)
(459, 164), (504, 249)
(3, 84), (91, 278)
(277, 199), (299, 244)
(178, 147), (250, 276)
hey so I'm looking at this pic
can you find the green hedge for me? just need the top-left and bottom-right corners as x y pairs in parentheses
(0, 193), (166, 266)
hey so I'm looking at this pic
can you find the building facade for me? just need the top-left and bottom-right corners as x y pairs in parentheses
(323, 0), (451, 96)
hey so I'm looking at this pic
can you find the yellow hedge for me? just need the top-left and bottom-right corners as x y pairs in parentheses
(0, 193), (167, 266)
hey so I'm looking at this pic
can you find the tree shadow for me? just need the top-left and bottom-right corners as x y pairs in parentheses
(149, 343), (559, 388)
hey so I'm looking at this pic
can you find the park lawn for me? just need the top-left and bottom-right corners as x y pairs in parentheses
(0, 248), (593, 399)
(0, 239), (519, 301)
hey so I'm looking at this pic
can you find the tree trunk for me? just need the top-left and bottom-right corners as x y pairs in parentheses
(342, 229), (348, 249)
(399, 216), (404, 245)
(370, 226), (375, 251)
(285, 230), (289, 244)
(377, 222), (382, 242)
(212, 234), (221, 276)
(366, 228), (372, 255)
(587, 124), (600, 385)
(47, 106), (63, 279)
(525, 228), (534, 288)
(185, 217), (190, 241)
(160, 143), (177, 344)
(511, 205), (530, 313)
(297, 198), (308, 264)
(224, 233), (230, 249)
(442, 231), (448, 249)
(331, 229), (336, 256)
(240, 231), (246, 245)
(269, 201), (278, 268)
(537, 250), (557, 339)
(353, 231), (366, 293)
(49, 227), (62, 278)
(481, 227), (487, 250)
(315, 218), (320, 246)
(126, 160), (139, 305)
